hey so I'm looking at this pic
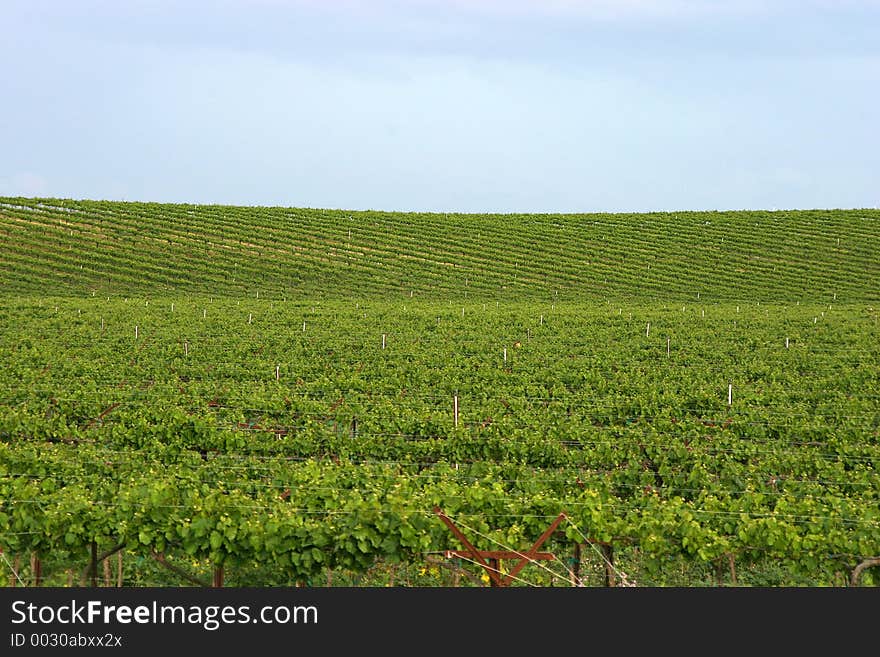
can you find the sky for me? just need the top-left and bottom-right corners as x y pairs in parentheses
(1, 0), (878, 214)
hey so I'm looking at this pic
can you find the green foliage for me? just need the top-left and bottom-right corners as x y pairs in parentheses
(0, 197), (877, 586)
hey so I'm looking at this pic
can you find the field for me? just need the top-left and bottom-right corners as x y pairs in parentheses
(1, 197), (878, 587)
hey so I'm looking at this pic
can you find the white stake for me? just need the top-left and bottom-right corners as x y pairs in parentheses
(453, 395), (459, 427)
(540, 315), (543, 325)
(785, 337), (789, 349)
(203, 309), (206, 318)
(248, 313), (252, 324)
(101, 318), (104, 330)
(135, 325), (138, 339)
(503, 347), (507, 362)
(728, 383), (733, 406)
(303, 321), (306, 332)
(171, 303), (174, 312)
(275, 365), (280, 380)
(646, 322), (650, 337)
(184, 341), (188, 356)
(382, 333), (386, 349)
(667, 336), (670, 357)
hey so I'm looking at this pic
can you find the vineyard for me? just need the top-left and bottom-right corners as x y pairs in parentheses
(0, 197), (878, 587)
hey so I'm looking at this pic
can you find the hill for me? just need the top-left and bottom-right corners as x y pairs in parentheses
(1, 197), (877, 301)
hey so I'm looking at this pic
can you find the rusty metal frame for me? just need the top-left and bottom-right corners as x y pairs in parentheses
(433, 506), (566, 587)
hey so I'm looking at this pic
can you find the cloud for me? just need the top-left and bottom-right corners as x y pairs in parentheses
(265, 0), (880, 22)
(0, 172), (49, 197)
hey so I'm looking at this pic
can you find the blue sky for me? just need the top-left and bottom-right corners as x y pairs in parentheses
(1, 0), (878, 213)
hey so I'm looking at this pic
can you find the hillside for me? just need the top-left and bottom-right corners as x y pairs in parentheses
(1, 197), (879, 588)
(1, 197), (878, 301)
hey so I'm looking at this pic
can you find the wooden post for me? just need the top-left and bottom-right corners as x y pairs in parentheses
(715, 558), (725, 586)
(602, 544), (616, 587)
(117, 551), (123, 587)
(31, 552), (42, 586)
(103, 557), (112, 587)
(213, 566), (224, 588)
(90, 541), (98, 587)
(12, 555), (20, 587)
(571, 542), (582, 586)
